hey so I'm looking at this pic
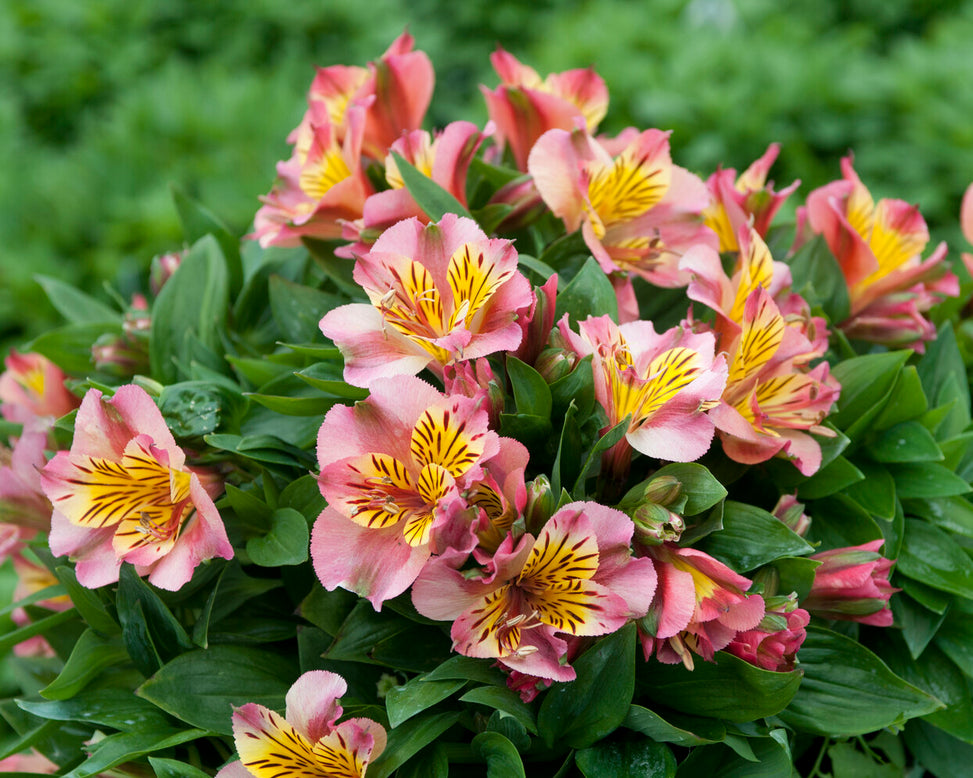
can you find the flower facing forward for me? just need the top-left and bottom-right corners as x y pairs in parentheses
(40, 385), (232, 590)
(320, 214), (532, 387)
(412, 501), (656, 682)
(218, 670), (386, 778)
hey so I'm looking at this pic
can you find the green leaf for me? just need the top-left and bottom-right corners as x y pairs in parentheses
(829, 351), (910, 433)
(844, 459), (896, 520)
(170, 183), (242, 294)
(674, 737), (792, 778)
(639, 650), (800, 721)
(572, 415), (631, 495)
(893, 592), (948, 659)
(777, 627), (942, 736)
(888, 462), (970, 499)
(653, 463), (728, 515)
(904, 720), (973, 778)
(506, 356), (553, 418)
(17, 688), (173, 732)
(295, 362), (369, 399)
(245, 507), (310, 566)
(537, 623), (635, 749)
(471, 732), (527, 778)
(390, 151), (473, 221)
(28, 322), (120, 374)
(917, 322), (971, 436)
(137, 645), (298, 735)
(904, 496), (973, 538)
(898, 519), (973, 600)
(157, 381), (225, 438)
(554, 257), (618, 326)
(807, 494), (884, 548)
(62, 728), (207, 778)
(367, 711), (462, 778)
(268, 275), (345, 344)
(771, 556), (822, 601)
(150, 234), (229, 384)
(796, 455), (864, 499)
(576, 738), (675, 778)
(698, 501), (813, 571)
(869, 420), (944, 463)
(784, 234), (850, 323)
(622, 705), (724, 746)
(0, 608), (78, 654)
(549, 354), (595, 419)
(421, 655), (506, 686)
(826, 741), (903, 778)
(116, 565), (193, 676)
(39, 629), (129, 700)
(35, 275), (119, 324)
(53, 566), (118, 636)
(871, 365), (929, 430)
(518, 253), (557, 280)
(460, 686), (538, 734)
(148, 757), (213, 778)
(385, 678), (466, 728)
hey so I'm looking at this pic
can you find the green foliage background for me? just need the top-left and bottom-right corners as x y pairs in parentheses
(2, 0), (973, 350)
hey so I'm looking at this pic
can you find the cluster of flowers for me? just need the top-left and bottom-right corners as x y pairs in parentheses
(1, 31), (958, 776)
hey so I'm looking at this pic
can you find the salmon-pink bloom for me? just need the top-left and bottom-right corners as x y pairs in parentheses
(703, 143), (800, 252)
(529, 125), (715, 287)
(0, 351), (78, 427)
(218, 670), (386, 778)
(557, 314), (727, 475)
(803, 540), (897, 626)
(40, 385), (232, 590)
(313, 376), (501, 607)
(320, 214), (533, 388)
(10, 554), (71, 657)
(0, 751), (57, 774)
(482, 47), (608, 171)
(726, 593), (809, 672)
(340, 121), (490, 257)
(253, 101), (372, 248)
(962, 183), (973, 280)
(412, 501), (656, 682)
(0, 429), (53, 559)
(639, 543), (765, 669)
(803, 157), (957, 350)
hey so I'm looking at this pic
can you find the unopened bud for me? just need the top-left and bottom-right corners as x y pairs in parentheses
(772, 494), (811, 537)
(523, 475), (556, 534)
(150, 251), (183, 295)
(642, 475), (682, 507)
(631, 503), (684, 545)
(534, 347), (575, 383)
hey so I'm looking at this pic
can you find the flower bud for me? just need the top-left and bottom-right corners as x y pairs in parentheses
(534, 347), (575, 383)
(631, 502), (684, 545)
(641, 475), (682, 507)
(150, 251), (183, 295)
(772, 494), (811, 537)
(803, 540), (897, 626)
(523, 475), (555, 534)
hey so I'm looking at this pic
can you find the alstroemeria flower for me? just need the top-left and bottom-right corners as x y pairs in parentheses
(803, 540), (897, 626)
(726, 593), (809, 672)
(703, 143), (800, 252)
(1, 429), (53, 560)
(961, 183), (973, 280)
(313, 376), (501, 608)
(320, 214), (533, 388)
(803, 156), (957, 351)
(218, 670), (386, 778)
(638, 543), (765, 670)
(253, 101), (372, 248)
(340, 121), (489, 257)
(482, 47), (608, 171)
(0, 351), (78, 427)
(40, 385), (232, 590)
(557, 315), (727, 476)
(412, 501), (656, 682)
(529, 125), (716, 288)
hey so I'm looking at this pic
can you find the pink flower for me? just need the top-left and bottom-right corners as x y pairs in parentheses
(703, 143), (799, 252)
(412, 501), (656, 682)
(638, 544), (765, 670)
(40, 385), (233, 590)
(0, 428), (53, 560)
(803, 540), (897, 626)
(482, 47), (608, 171)
(312, 376), (502, 608)
(772, 494), (811, 537)
(726, 593), (809, 672)
(0, 351), (78, 427)
(802, 156), (957, 351)
(0, 750), (57, 773)
(218, 670), (386, 778)
(529, 125), (716, 287)
(557, 314), (727, 476)
(320, 214), (533, 387)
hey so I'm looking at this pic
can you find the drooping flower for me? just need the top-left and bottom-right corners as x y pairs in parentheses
(482, 47), (608, 171)
(703, 143), (800, 252)
(726, 593), (809, 672)
(803, 540), (897, 626)
(312, 376), (501, 608)
(0, 351), (78, 427)
(802, 156), (957, 350)
(320, 214), (533, 387)
(557, 314), (727, 477)
(217, 670), (386, 778)
(638, 543), (765, 669)
(412, 501), (656, 682)
(529, 125), (716, 287)
(40, 385), (232, 590)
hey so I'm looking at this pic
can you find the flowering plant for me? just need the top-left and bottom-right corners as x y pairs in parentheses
(2, 32), (973, 777)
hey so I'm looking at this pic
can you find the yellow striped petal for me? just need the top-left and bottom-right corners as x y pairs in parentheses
(235, 705), (337, 778)
(728, 229), (774, 324)
(342, 453), (416, 530)
(586, 145), (671, 237)
(728, 291), (784, 386)
(410, 404), (485, 478)
(445, 242), (514, 329)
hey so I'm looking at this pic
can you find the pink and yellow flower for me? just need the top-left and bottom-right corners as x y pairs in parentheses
(803, 156), (957, 350)
(218, 670), (386, 778)
(703, 143), (800, 253)
(803, 540), (897, 626)
(482, 47), (608, 171)
(313, 376), (502, 608)
(40, 385), (232, 590)
(0, 351), (78, 427)
(529, 125), (716, 288)
(320, 214), (533, 388)
(412, 501), (656, 682)
(557, 314), (727, 475)
(0, 428), (53, 560)
(638, 543), (765, 669)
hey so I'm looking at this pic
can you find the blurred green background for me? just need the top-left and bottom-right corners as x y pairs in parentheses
(2, 0), (972, 352)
